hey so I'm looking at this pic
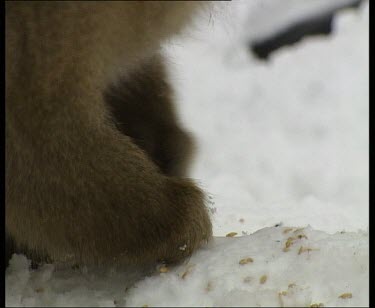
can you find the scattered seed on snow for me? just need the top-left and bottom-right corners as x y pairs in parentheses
(339, 292), (352, 299)
(298, 246), (319, 255)
(180, 264), (195, 279)
(226, 232), (238, 237)
(283, 228), (294, 234)
(239, 257), (253, 265)
(297, 234), (308, 240)
(285, 237), (296, 248)
(259, 275), (267, 284)
(159, 266), (169, 273)
(283, 237), (297, 251)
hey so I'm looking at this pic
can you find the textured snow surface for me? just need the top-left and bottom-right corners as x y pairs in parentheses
(124, 227), (368, 307)
(166, 0), (369, 237)
(6, 227), (369, 307)
(6, 1), (368, 307)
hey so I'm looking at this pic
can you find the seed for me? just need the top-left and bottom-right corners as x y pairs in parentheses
(283, 228), (293, 234)
(239, 257), (253, 265)
(226, 232), (238, 237)
(339, 293), (352, 299)
(181, 264), (195, 279)
(285, 237), (296, 249)
(259, 275), (267, 284)
(159, 266), (168, 273)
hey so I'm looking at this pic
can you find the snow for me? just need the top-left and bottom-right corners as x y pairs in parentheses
(6, 1), (369, 307)
(165, 0), (369, 236)
(7, 227), (368, 307)
(124, 227), (368, 307)
(235, 0), (363, 41)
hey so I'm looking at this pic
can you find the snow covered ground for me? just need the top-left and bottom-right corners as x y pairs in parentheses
(6, 1), (369, 307)
(6, 227), (368, 307)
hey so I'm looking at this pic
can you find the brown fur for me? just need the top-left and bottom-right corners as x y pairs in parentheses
(6, 1), (212, 266)
(104, 55), (195, 177)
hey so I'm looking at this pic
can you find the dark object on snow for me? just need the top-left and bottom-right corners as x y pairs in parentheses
(251, 13), (334, 60)
(250, 0), (363, 60)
